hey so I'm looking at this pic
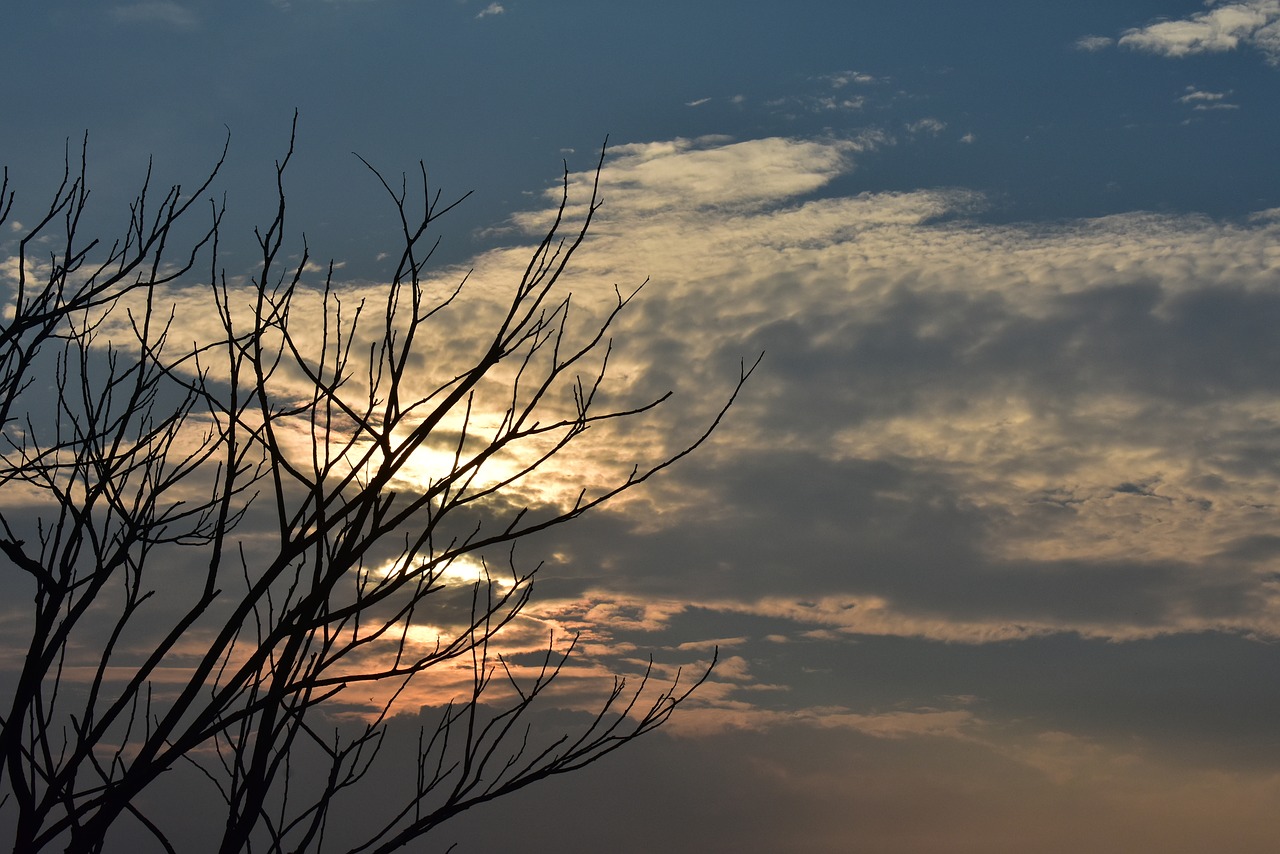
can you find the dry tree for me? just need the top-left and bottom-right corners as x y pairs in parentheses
(0, 116), (755, 853)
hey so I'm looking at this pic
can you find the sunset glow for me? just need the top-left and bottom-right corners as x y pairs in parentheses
(5, 2), (1280, 852)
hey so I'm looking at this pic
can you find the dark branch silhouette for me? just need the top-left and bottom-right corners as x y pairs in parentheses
(0, 116), (756, 852)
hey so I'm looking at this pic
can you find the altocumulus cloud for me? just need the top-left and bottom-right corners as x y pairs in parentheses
(432, 135), (1280, 849)
(14, 131), (1280, 853)
(25, 131), (1280, 696)
(485, 133), (1280, 649)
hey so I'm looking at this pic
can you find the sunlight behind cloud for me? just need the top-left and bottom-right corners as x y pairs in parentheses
(469, 133), (1280, 663)
(373, 552), (517, 589)
(10, 1), (1280, 846)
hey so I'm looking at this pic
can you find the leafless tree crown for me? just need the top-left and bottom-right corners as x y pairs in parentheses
(0, 118), (756, 853)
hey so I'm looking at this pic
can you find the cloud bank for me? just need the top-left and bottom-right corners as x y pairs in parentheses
(8, 130), (1280, 851)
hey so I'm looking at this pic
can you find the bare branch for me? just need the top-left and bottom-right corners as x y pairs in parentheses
(0, 123), (748, 853)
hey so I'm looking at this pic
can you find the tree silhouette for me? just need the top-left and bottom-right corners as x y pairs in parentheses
(0, 117), (755, 852)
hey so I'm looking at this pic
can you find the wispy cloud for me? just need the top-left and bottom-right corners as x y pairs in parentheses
(1074, 34), (1114, 52)
(514, 134), (886, 222)
(822, 70), (880, 88)
(110, 1), (199, 29)
(1179, 85), (1240, 109)
(475, 2), (504, 18)
(814, 95), (866, 111)
(906, 117), (947, 136)
(1116, 0), (1280, 65)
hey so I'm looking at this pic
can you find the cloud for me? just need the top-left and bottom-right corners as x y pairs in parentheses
(813, 94), (865, 111)
(821, 70), (880, 88)
(672, 702), (981, 739)
(434, 712), (1280, 854)
(759, 71), (886, 117)
(1074, 34), (1114, 51)
(906, 117), (946, 136)
(14, 132), (1280, 771)
(514, 134), (887, 223)
(475, 2), (504, 18)
(126, 698), (1280, 854)
(483, 135), (1280, 653)
(110, 1), (199, 29)
(1117, 0), (1280, 64)
(1179, 85), (1240, 109)
(17, 132), (1280, 655)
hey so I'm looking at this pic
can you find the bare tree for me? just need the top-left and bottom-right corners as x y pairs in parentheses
(0, 117), (756, 853)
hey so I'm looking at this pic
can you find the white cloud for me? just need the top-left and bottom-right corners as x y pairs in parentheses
(759, 71), (886, 115)
(685, 97), (711, 107)
(110, 1), (199, 29)
(1178, 85), (1240, 109)
(814, 95), (865, 111)
(514, 134), (887, 225)
(823, 70), (879, 88)
(906, 117), (946, 136)
(1180, 87), (1228, 102)
(475, 2), (504, 18)
(1117, 0), (1280, 64)
(1074, 34), (1115, 51)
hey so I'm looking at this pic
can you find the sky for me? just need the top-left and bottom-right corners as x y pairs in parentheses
(4, 1), (1280, 851)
